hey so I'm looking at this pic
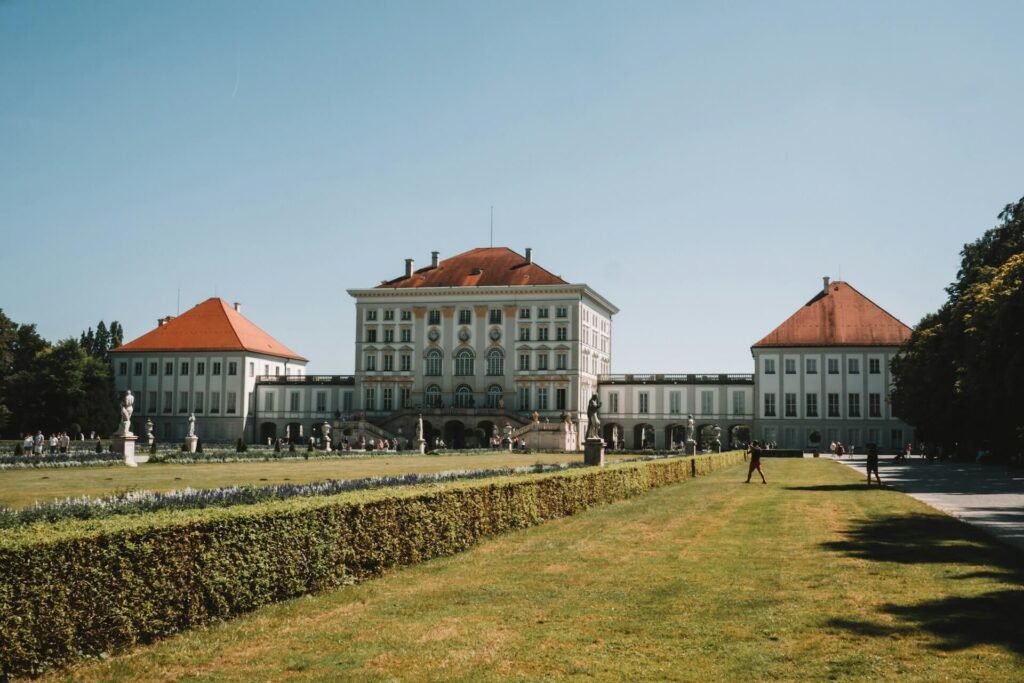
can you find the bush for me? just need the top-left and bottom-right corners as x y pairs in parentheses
(0, 452), (745, 677)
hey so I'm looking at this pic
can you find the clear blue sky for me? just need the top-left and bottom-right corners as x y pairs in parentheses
(3, 1), (1022, 374)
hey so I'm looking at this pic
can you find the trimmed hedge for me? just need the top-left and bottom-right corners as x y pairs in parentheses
(0, 451), (745, 677)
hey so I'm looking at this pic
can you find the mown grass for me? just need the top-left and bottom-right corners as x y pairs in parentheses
(38, 458), (1024, 682)
(0, 452), (631, 509)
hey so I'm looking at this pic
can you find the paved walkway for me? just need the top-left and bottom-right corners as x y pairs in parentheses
(831, 454), (1024, 550)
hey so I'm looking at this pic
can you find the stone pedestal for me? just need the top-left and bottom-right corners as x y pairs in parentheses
(584, 437), (605, 466)
(112, 434), (139, 467)
(415, 438), (426, 455)
(184, 436), (198, 454)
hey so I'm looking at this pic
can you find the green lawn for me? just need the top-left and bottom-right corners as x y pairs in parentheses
(41, 458), (1024, 682)
(0, 452), (630, 509)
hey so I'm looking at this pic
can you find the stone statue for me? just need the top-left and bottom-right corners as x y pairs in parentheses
(119, 390), (135, 435)
(586, 394), (601, 439)
(187, 413), (196, 437)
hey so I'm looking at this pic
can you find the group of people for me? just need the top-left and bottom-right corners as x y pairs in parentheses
(19, 431), (75, 455)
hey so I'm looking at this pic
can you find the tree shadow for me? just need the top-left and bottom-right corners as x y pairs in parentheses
(823, 513), (1024, 654)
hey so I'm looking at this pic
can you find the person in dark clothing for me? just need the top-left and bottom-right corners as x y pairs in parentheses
(745, 440), (767, 484)
(866, 442), (882, 486)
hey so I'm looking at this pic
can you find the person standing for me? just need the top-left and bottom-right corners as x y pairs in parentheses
(866, 442), (882, 486)
(745, 440), (767, 484)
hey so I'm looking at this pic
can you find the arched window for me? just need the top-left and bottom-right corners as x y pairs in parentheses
(425, 384), (442, 408)
(487, 384), (504, 409)
(425, 349), (442, 376)
(454, 384), (473, 408)
(454, 349), (475, 376)
(486, 348), (504, 376)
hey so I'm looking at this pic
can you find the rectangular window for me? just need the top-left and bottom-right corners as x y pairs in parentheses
(163, 391), (172, 413)
(197, 362), (205, 376)
(763, 393), (776, 417)
(556, 353), (567, 370)
(400, 354), (411, 371)
(149, 362), (158, 375)
(538, 327), (549, 341)
(848, 393), (860, 418)
(366, 354), (376, 371)
(400, 329), (412, 343)
(869, 393), (881, 417)
(638, 392), (649, 414)
(556, 388), (567, 410)
(383, 309), (394, 321)
(365, 388), (376, 411)
(518, 386), (530, 411)
(118, 362), (127, 376)
(289, 392), (300, 412)
(701, 390), (713, 415)
(383, 330), (394, 343)
(806, 358), (817, 374)
(383, 354), (394, 371)
(784, 359), (796, 375)
(556, 306), (568, 318)
(785, 393), (797, 417)
(537, 354), (548, 370)
(869, 358), (881, 374)
(489, 309), (502, 324)
(519, 327), (530, 341)
(669, 391), (681, 414)
(732, 391), (745, 415)
(264, 393), (274, 411)
(519, 308), (531, 319)
(458, 310), (471, 324)
(806, 393), (818, 417)
(609, 392), (619, 413)
(428, 310), (441, 325)
(147, 391), (157, 414)
(828, 393), (840, 417)
(538, 307), (549, 318)
(537, 388), (548, 410)
(519, 354), (530, 371)
(226, 392), (237, 414)
(827, 359), (839, 375)
(764, 358), (776, 375)
(366, 310), (377, 321)
(848, 358), (859, 374)
(316, 391), (327, 412)
(179, 391), (188, 413)
(164, 362), (173, 376)
(383, 387), (393, 411)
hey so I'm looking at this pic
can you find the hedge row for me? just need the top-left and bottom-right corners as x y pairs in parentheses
(0, 451), (745, 678)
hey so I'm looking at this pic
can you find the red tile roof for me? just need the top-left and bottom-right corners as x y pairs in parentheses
(111, 298), (306, 361)
(752, 282), (912, 348)
(376, 247), (567, 288)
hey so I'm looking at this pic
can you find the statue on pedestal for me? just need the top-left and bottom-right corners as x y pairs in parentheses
(586, 394), (601, 439)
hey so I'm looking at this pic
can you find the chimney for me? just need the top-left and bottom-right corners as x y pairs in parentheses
(405, 258), (415, 278)
(823, 277), (831, 294)
(431, 251), (439, 268)
(525, 247), (533, 264)
(233, 302), (241, 312)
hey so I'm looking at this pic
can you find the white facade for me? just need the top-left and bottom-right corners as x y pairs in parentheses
(113, 352), (306, 442)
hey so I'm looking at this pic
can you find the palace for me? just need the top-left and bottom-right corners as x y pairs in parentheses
(111, 248), (914, 451)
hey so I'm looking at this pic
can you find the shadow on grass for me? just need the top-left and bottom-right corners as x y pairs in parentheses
(824, 513), (1024, 654)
